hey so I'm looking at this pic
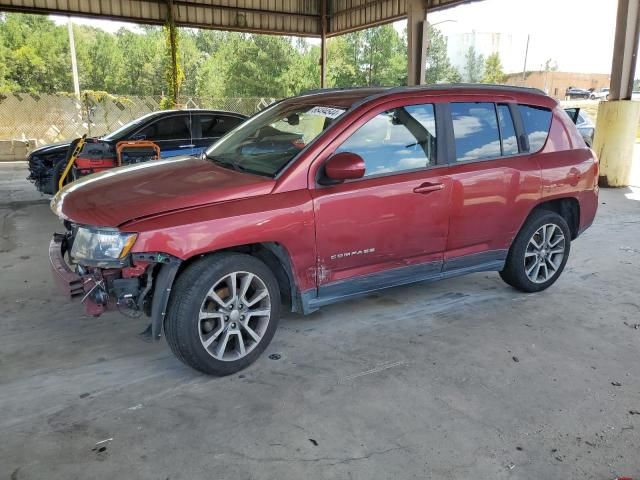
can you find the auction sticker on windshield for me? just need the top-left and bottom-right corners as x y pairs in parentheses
(307, 106), (345, 119)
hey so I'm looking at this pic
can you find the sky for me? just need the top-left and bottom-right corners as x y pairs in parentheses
(52, 0), (626, 75)
(427, 0), (619, 74)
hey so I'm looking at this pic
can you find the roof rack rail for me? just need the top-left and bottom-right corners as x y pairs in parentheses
(385, 83), (547, 96)
(300, 86), (391, 96)
(300, 83), (548, 100)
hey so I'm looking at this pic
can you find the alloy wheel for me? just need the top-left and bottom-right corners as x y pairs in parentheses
(524, 223), (566, 284)
(198, 271), (271, 361)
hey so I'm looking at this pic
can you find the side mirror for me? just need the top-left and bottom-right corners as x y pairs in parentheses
(285, 113), (300, 126)
(323, 152), (365, 182)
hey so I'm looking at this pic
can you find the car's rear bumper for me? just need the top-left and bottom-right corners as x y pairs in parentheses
(577, 187), (599, 237)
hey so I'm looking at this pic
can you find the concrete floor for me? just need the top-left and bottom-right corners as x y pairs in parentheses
(1, 163), (639, 479)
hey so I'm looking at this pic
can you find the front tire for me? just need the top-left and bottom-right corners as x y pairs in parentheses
(50, 159), (70, 194)
(500, 209), (571, 293)
(164, 253), (281, 375)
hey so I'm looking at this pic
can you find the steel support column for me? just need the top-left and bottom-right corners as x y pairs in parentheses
(320, 0), (328, 88)
(407, 0), (428, 86)
(166, 0), (180, 107)
(593, 0), (640, 187)
(609, 0), (640, 100)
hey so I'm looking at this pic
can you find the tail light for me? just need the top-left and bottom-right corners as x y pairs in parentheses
(588, 148), (599, 189)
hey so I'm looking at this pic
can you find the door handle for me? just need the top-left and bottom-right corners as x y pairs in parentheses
(413, 182), (444, 194)
(179, 144), (196, 148)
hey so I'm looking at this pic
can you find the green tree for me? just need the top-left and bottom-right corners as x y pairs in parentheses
(327, 25), (406, 88)
(448, 68), (462, 83)
(281, 39), (320, 94)
(361, 25), (406, 86)
(482, 52), (505, 84)
(115, 27), (165, 95)
(0, 42), (13, 90)
(193, 29), (227, 55)
(75, 27), (124, 92)
(464, 45), (484, 83)
(196, 33), (297, 98)
(0, 13), (72, 92)
(543, 58), (558, 72)
(425, 25), (460, 84)
(326, 35), (363, 87)
(0, 13), (414, 98)
(179, 31), (206, 96)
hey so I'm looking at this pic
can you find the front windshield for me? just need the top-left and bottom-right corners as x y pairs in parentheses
(204, 102), (345, 177)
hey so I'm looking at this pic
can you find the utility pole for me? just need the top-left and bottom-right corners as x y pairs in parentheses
(67, 17), (80, 98)
(521, 34), (530, 85)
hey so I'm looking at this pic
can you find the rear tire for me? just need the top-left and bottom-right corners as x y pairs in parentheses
(164, 253), (281, 376)
(500, 209), (571, 293)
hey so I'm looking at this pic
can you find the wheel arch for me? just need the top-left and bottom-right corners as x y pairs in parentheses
(176, 242), (301, 313)
(148, 242), (302, 342)
(529, 197), (581, 239)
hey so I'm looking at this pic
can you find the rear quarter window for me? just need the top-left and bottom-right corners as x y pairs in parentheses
(518, 105), (552, 152)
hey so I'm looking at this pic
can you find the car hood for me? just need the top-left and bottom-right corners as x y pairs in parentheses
(30, 141), (71, 157)
(51, 156), (276, 227)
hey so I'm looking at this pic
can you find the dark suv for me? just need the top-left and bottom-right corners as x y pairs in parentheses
(28, 109), (246, 194)
(50, 85), (599, 375)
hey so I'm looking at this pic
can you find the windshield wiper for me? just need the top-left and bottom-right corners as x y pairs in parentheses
(206, 153), (273, 177)
(206, 154), (240, 172)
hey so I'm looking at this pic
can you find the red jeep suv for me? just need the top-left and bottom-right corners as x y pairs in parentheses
(50, 85), (598, 375)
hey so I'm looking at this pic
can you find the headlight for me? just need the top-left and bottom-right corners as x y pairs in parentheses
(71, 227), (137, 263)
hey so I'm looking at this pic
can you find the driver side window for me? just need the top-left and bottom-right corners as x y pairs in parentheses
(137, 115), (191, 141)
(335, 104), (437, 178)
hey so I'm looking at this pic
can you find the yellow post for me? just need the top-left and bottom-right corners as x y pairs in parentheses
(58, 135), (86, 192)
(592, 100), (640, 187)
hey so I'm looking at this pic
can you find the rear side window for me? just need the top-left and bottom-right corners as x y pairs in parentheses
(451, 103), (501, 162)
(497, 104), (519, 155)
(336, 104), (437, 177)
(518, 105), (552, 152)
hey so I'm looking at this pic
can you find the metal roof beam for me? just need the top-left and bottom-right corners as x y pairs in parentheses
(0, 0), (323, 36)
(0, 0), (481, 36)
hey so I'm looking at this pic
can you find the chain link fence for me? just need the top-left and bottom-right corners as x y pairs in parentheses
(0, 93), (276, 147)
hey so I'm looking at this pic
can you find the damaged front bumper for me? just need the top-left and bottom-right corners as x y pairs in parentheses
(49, 233), (115, 316)
(49, 233), (84, 297)
(49, 232), (181, 339)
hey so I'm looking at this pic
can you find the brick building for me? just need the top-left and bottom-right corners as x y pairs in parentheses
(503, 71), (611, 99)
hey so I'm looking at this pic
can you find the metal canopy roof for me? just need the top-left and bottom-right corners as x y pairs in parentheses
(0, 0), (478, 36)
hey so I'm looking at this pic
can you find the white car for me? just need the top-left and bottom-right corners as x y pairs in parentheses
(590, 88), (610, 100)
